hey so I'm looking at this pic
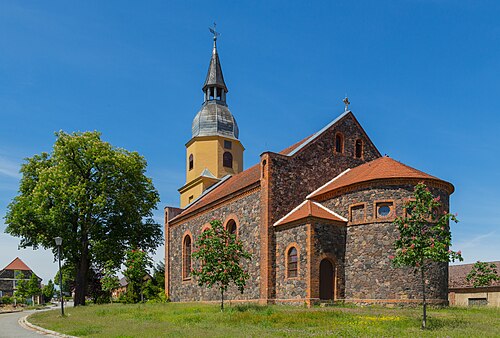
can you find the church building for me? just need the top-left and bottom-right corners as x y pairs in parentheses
(164, 33), (453, 305)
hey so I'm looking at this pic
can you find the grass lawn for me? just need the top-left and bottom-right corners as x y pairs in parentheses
(29, 302), (500, 337)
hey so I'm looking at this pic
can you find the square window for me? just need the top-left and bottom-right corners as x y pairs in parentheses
(350, 204), (365, 222)
(224, 140), (232, 149)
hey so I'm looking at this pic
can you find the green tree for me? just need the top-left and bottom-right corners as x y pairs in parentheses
(391, 183), (462, 330)
(42, 280), (55, 303)
(123, 248), (151, 303)
(54, 263), (75, 297)
(101, 261), (120, 303)
(5, 131), (162, 306)
(191, 220), (251, 311)
(14, 272), (29, 304)
(27, 273), (41, 305)
(466, 261), (499, 287)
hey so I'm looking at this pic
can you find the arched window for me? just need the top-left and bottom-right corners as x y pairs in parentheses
(287, 247), (298, 278)
(262, 159), (267, 179)
(223, 152), (233, 168)
(355, 139), (363, 159)
(335, 133), (344, 153)
(183, 235), (192, 279)
(189, 154), (194, 171)
(226, 219), (237, 237)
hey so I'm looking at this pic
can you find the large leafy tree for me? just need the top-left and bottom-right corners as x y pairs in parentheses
(5, 131), (162, 306)
(191, 220), (251, 311)
(391, 182), (462, 329)
(466, 261), (499, 287)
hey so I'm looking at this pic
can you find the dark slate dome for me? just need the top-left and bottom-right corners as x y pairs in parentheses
(192, 101), (239, 139)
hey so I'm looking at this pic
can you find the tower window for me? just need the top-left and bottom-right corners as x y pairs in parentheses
(224, 140), (232, 149)
(183, 234), (192, 280)
(355, 139), (363, 159)
(335, 133), (344, 153)
(223, 152), (233, 168)
(189, 154), (194, 171)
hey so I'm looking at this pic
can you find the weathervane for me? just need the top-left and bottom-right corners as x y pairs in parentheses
(209, 22), (220, 42)
(343, 96), (350, 112)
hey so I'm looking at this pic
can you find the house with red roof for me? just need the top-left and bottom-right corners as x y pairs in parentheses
(0, 257), (42, 299)
(164, 35), (455, 306)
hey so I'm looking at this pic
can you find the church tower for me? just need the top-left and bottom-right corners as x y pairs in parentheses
(178, 30), (244, 208)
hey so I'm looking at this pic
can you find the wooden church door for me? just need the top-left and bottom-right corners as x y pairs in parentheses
(319, 259), (334, 300)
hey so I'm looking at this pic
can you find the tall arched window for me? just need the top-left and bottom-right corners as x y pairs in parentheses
(335, 133), (344, 153)
(226, 219), (237, 237)
(183, 235), (192, 279)
(223, 152), (233, 168)
(355, 139), (363, 159)
(189, 154), (194, 171)
(287, 247), (298, 278)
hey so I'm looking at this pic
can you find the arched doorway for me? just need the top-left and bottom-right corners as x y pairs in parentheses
(319, 259), (334, 300)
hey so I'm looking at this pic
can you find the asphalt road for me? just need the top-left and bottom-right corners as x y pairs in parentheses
(0, 310), (46, 338)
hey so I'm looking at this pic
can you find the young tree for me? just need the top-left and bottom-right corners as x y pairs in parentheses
(191, 220), (251, 311)
(54, 263), (75, 298)
(391, 182), (462, 330)
(27, 273), (41, 305)
(14, 272), (29, 304)
(42, 280), (55, 303)
(123, 248), (152, 303)
(5, 131), (162, 306)
(466, 261), (500, 287)
(100, 261), (120, 303)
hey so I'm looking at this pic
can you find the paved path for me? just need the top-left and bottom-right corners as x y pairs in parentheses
(0, 310), (46, 337)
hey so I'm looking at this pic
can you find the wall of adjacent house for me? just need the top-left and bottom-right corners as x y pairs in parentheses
(168, 190), (261, 302)
(450, 290), (500, 307)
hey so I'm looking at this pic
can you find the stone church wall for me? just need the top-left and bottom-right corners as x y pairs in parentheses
(310, 222), (347, 300)
(322, 184), (450, 304)
(275, 223), (308, 302)
(168, 190), (261, 302)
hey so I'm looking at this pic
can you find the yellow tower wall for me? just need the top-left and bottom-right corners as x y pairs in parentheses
(179, 135), (244, 208)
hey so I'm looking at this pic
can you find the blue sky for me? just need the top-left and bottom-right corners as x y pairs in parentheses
(1, 1), (499, 283)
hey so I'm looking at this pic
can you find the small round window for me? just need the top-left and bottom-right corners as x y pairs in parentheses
(378, 205), (391, 217)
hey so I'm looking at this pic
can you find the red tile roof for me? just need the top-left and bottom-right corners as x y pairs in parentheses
(171, 135), (315, 223)
(274, 200), (347, 226)
(172, 164), (261, 222)
(2, 257), (32, 271)
(449, 261), (500, 289)
(308, 156), (454, 200)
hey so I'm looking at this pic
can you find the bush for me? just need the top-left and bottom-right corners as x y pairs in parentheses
(1, 296), (14, 305)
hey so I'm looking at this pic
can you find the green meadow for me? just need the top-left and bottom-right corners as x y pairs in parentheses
(29, 302), (500, 337)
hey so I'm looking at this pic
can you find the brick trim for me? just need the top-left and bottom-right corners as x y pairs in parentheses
(223, 214), (240, 239)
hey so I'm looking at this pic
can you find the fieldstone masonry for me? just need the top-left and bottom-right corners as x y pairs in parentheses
(165, 111), (452, 306)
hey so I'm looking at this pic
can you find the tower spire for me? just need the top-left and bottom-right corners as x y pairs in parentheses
(203, 23), (227, 103)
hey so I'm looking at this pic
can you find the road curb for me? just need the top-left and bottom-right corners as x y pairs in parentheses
(19, 312), (77, 338)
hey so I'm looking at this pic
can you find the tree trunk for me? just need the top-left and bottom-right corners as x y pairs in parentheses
(421, 266), (427, 330)
(221, 289), (224, 312)
(74, 236), (90, 306)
